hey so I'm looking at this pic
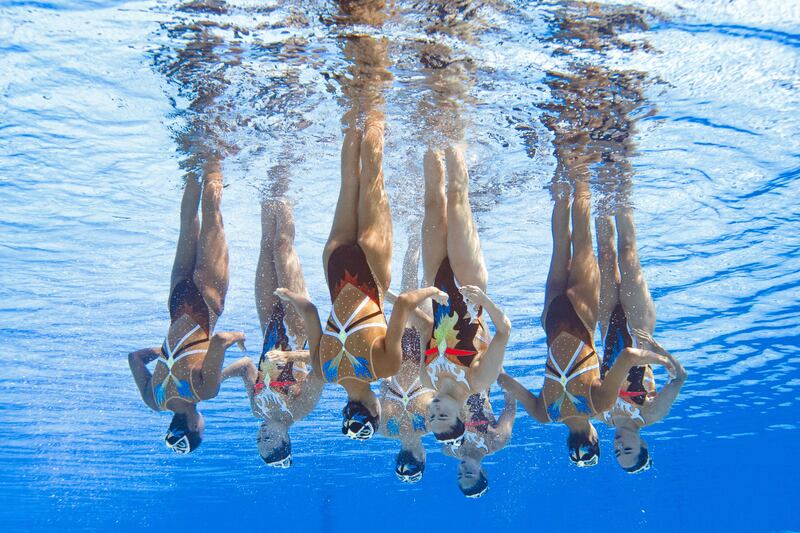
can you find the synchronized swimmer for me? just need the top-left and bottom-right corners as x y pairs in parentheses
(127, 0), (686, 498)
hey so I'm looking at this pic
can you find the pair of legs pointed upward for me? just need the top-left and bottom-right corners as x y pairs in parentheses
(596, 210), (655, 345)
(257, 199), (309, 347)
(171, 161), (230, 321)
(542, 180), (599, 337)
(323, 111), (393, 296)
(422, 146), (488, 294)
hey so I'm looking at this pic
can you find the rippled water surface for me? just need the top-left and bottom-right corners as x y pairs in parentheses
(1, 0), (799, 531)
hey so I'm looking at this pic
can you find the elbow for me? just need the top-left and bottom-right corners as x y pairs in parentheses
(496, 316), (512, 337)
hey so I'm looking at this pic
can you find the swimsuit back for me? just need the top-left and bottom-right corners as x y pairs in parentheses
(424, 258), (489, 390)
(169, 278), (211, 334)
(319, 244), (385, 385)
(542, 294), (600, 422)
(601, 302), (656, 407)
(252, 301), (311, 418)
(153, 324), (207, 410)
(381, 328), (433, 437)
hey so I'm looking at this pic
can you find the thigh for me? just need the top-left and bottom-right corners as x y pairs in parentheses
(193, 178), (230, 316)
(356, 114), (392, 292)
(444, 146), (487, 290)
(422, 149), (448, 286)
(596, 216), (620, 338)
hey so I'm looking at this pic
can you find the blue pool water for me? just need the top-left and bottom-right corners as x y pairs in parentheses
(1, 0), (799, 531)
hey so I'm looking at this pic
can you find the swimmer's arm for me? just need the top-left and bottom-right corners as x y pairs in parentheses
(221, 356), (257, 385)
(275, 288), (323, 379)
(197, 331), (246, 400)
(380, 287), (447, 378)
(467, 290), (511, 391)
(494, 391), (518, 447)
(498, 372), (549, 423)
(386, 289), (433, 332)
(266, 349), (313, 365)
(593, 347), (676, 413)
(642, 354), (687, 424)
(128, 347), (161, 411)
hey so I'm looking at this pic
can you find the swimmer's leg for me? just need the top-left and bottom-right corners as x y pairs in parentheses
(170, 176), (201, 293)
(616, 209), (656, 339)
(256, 199), (280, 332)
(193, 161), (230, 318)
(401, 219), (422, 293)
(273, 199), (309, 344)
(444, 145), (488, 290)
(356, 110), (392, 292)
(422, 148), (448, 286)
(566, 181), (600, 333)
(541, 184), (572, 328)
(323, 119), (361, 280)
(596, 215), (621, 340)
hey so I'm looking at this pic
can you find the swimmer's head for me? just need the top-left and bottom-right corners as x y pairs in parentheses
(458, 460), (488, 499)
(615, 426), (651, 473)
(257, 421), (292, 468)
(165, 412), (204, 454)
(567, 425), (600, 468)
(429, 393), (465, 447)
(342, 400), (379, 440)
(395, 448), (426, 483)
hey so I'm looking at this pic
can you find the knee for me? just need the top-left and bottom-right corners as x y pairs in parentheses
(275, 232), (294, 257)
(617, 242), (637, 264)
(360, 128), (384, 165)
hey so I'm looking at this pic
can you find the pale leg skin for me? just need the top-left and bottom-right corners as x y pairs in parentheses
(541, 192), (571, 328)
(170, 176), (201, 293)
(192, 162), (230, 317)
(256, 199), (309, 345)
(422, 149), (448, 286)
(616, 209), (656, 340)
(596, 215), (621, 340)
(565, 181), (600, 334)
(323, 124), (361, 280)
(273, 200), (309, 343)
(255, 200), (280, 332)
(443, 145), (488, 291)
(356, 111), (392, 293)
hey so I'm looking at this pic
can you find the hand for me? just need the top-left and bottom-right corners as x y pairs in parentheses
(274, 288), (295, 302)
(267, 349), (290, 364)
(497, 372), (511, 389)
(459, 285), (487, 307)
(429, 288), (449, 305)
(629, 327), (669, 357)
(666, 352), (688, 381)
(627, 348), (676, 376)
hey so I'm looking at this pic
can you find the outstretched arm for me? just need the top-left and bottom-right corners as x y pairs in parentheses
(592, 347), (677, 414)
(275, 288), (323, 379)
(463, 286), (512, 391)
(498, 372), (549, 423)
(128, 347), (161, 411)
(378, 287), (447, 378)
(197, 331), (246, 400)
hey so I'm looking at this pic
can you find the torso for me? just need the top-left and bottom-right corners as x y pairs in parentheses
(153, 278), (216, 411)
(599, 302), (657, 427)
(319, 244), (386, 385)
(542, 294), (600, 423)
(251, 300), (316, 420)
(152, 320), (208, 411)
(380, 328), (434, 438)
(424, 257), (489, 392)
(445, 391), (501, 457)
